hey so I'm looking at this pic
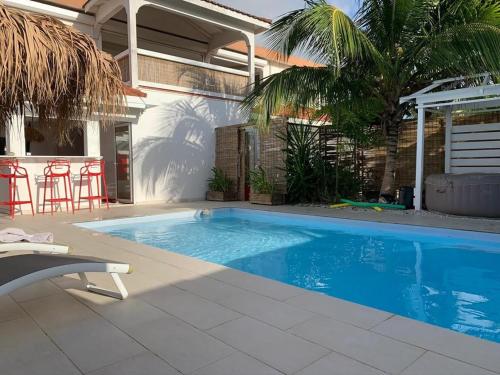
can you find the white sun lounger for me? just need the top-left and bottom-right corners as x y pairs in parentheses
(0, 242), (69, 254)
(0, 254), (132, 300)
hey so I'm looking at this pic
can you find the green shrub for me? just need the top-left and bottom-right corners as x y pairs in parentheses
(249, 166), (276, 194)
(280, 124), (333, 203)
(207, 167), (232, 192)
(280, 124), (361, 203)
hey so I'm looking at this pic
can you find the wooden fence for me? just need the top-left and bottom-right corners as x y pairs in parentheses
(214, 112), (499, 200)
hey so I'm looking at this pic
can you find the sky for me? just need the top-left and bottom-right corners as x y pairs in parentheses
(215, 0), (359, 21)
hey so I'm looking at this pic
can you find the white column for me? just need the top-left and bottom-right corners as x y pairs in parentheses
(243, 32), (256, 86)
(444, 107), (452, 173)
(414, 105), (425, 211)
(6, 114), (25, 156)
(126, 0), (139, 87)
(93, 24), (103, 50)
(84, 120), (101, 157)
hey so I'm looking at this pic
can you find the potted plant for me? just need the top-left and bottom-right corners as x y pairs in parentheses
(206, 167), (237, 201)
(249, 166), (284, 205)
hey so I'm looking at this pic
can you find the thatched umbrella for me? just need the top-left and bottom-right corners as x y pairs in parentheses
(0, 3), (124, 143)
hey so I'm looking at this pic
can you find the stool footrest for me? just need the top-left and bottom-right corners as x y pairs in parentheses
(79, 195), (106, 200)
(44, 198), (73, 203)
(0, 200), (33, 205)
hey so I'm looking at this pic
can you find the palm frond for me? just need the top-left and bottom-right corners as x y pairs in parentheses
(242, 66), (335, 128)
(265, 0), (380, 70)
(423, 22), (500, 75)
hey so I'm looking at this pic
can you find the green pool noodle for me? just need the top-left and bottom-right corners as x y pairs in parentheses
(340, 199), (407, 210)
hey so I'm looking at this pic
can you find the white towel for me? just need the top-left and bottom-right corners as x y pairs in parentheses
(0, 228), (54, 244)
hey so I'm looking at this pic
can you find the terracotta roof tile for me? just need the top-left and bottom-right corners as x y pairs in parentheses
(41, 0), (86, 10)
(123, 84), (147, 98)
(227, 41), (322, 68)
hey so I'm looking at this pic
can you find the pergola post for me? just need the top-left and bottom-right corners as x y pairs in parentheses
(414, 105), (425, 210)
(6, 114), (26, 156)
(444, 108), (453, 173)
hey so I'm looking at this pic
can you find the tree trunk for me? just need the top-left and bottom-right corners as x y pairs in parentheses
(380, 124), (399, 197)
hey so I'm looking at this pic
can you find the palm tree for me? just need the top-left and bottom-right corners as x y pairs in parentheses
(243, 0), (500, 197)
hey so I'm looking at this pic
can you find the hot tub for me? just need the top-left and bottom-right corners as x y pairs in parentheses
(425, 173), (500, 217)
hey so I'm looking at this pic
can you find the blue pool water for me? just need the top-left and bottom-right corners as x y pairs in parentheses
(77, 208), (500, 343)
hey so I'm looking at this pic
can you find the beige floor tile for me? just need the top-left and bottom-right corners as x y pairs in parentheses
(125, 272), (181, 296)
(127, 315), (235, 374)
(0, 295), (26, 323)
(208, 316), (329, 375)
(0, 318), (79, 375)
(175, 275), (245, 301)
(140, 285), (241, 330)
(372, 316), (500, 373)
(48, 316), (145, 373)
(9, 279), (63, 303)
(21, 292), (97, 329)
(150, 250), (228, 276)
(21, 293), (145, 373)
(401, 352), (497, 375)
(289, 316), (424, 374)
(51, 274), (85, 289)
(286, 293), (392, 329)
(88, 352), (181, 375)
(0, 316), (47, 347)
(211, 268), (305, 301)
(76, 293), (170, 330)
(191, 352), (283, 375)
(3, 350), (81, 375)
(296, 352), (387, 375)
(123, 271), (193, 297)
(215, 288), (315, 330)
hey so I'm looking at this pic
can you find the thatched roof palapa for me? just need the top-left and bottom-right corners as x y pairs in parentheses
(0, 2), (124, 143)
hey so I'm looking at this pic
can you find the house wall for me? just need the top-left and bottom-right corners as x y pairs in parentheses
(267, 62), (288, 76)
(4, 1), (291, 205)
(131, 88), (247, 203)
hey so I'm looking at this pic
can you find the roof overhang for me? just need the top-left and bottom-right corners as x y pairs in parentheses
(185, 0), (271, 30)
(84, 0), (270, 33)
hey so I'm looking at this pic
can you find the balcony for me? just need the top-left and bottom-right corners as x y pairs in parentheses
(115, 49), (249, 99)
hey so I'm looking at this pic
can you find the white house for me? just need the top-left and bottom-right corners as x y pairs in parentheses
(1, 0), (318, 208)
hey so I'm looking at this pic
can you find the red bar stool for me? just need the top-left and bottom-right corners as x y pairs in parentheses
(0, 160), (35, 219)
(78, 159), (109, 211)
(42, 159), (74, 215)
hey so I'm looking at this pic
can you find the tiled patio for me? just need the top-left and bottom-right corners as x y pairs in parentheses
(1, 202), (500, 375)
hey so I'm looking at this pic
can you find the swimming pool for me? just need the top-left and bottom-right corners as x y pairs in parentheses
(77, 208), (500, 343)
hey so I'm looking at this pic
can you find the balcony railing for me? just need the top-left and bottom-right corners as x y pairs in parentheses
(115, 49), (249, 98)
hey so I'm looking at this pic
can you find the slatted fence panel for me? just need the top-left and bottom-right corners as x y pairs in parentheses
(450, 122), (500, 173)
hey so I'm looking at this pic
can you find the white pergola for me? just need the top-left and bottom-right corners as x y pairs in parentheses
(400, 73), (500, 211)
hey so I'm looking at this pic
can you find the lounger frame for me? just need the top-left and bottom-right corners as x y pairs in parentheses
(0, 261), (131, 300)
(0, 242), (69, 254)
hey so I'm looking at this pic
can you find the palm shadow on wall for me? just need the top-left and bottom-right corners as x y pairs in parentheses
(133, 99), (241, 201)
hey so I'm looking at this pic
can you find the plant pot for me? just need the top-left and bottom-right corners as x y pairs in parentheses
(206, 191), (237, 202)
(250, 192), (285, 205)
